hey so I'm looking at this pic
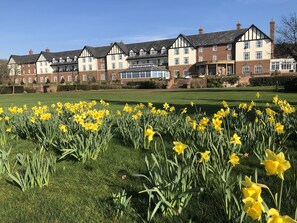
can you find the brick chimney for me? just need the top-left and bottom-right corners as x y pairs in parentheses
(270, 19), (275, 58)
(199, 26), (204, 34)
(29, 49), (33, 55)
(236, 21), (241, 30)
(45, 48), (50, 52)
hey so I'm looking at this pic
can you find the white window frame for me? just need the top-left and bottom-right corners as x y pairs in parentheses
(213, 55), (217, 61)
(199, 46), (203, 52)
(199, 56), (203, 62)
(213, 45), (217, 51)
(174, 58), (179, 65)
(184, 57), (189, 64)
(256, 51), (262, 59)
(174, 48), (179, 55)
(256, 40), (263, 48)
(184, 48), (189, 54)
(242, 65), (250, 74)
(243, 52), (250, 60)
(254, 64), (263, 74)
(244, 41), (250, 49)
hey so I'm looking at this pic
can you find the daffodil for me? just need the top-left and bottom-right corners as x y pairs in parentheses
(59, 124), (67, 133)
(163, 102), (170, 110)
(267, 208), (297, 223)
(190, 101), (194, 107)
(256, 92), (260, 98)
(274, 122), (284, 134)
(241, 176), (262, 201)
(199, 151), (210, 162)
(262, 149), (291, 180)
(243, 197), (264, 221)
(230, 133), (241, 145)
(229, 153), (240, 166)
(173, 141), (187, 155)
(144, 125), (155, 142)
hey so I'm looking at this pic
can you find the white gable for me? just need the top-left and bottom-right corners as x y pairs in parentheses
(79, 48), (92, 57)
(171, 35), (192, 48)
(238, 26), (269, 42)
(108, 44), (123, 55)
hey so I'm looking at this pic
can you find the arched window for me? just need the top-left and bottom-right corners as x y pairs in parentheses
(161, 46), (167, 54)
(242, 65), (250, 74)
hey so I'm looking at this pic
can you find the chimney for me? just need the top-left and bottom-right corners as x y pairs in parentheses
(236, 21), (241, 30)
(45, 48), (50, 52)
(29, 49), (33, 55)
(199, 26), (204, 34)
(270, 19), (275, 58)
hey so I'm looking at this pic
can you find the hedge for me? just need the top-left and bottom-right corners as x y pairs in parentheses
(250, 75), (297, 86)
(284, 78), (297, 92)
(125, 80), (166, 89)
(57, 84), (122, 92)
(206, 76), (239, 88)
(0, 86), (24, 94)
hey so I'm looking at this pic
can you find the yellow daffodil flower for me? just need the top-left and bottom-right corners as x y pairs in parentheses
(274, 122), (284, 134)
(267, 208), (297, 223)
(230, 133), (242, 145)
(229, 153), (240, 166)
(199, 151), (210, 162)
(144, 125), (155, 142)
(262, 149), (291, 180)
(173, 141), (188, 155)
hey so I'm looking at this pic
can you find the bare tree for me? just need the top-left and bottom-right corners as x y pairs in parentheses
(1, 61), (20, 94)
(0, 60), (9, 84)
(277, 13), (297, 63)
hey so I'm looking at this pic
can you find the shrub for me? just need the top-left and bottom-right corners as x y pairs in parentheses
(206, 76), (239, 88)
(190, 78), (207, 88)
(24, 87), (36, 93)
(0, 86), (24, 94)
(284, 78), (297, 92)
(250, 75), (297, 86)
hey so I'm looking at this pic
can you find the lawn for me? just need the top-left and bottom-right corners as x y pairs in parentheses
(0, 87), (296, 223)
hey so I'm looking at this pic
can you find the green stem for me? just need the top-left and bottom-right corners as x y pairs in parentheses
(278, 179), (284, 212)
(267, 187), (277, 208)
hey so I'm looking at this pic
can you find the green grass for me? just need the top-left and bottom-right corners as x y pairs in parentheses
(1, 86), (296, 115)
(0, 87), (296, 222)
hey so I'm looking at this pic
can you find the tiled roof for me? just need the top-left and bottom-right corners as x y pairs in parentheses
(84, 45), (111, 58)
(10, 54), (39, 64)
(126, 38), (176, 52)
(41, 49), (81, 61)
(186, 28), (248, 46)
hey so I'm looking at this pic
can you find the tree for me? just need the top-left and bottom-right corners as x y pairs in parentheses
(277, 13), (297, 63)
(0, 60), (9, 84)
(0, 60), (20, 94)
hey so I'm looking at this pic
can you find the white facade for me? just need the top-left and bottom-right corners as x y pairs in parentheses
(168, 35), (196, 66)
(106, 44), (128, 70)
(78, 48), (97, 72)
(7, 58), (21, 76)
(235, 26), (271, 61)
(36, 54), (53, 75)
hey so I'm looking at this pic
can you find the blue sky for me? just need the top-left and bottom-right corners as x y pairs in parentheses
(0, 0), (296, 59)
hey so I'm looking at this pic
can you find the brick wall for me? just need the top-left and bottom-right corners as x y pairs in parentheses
(197, 44), (232, 61)
(235, 60), (270, 75)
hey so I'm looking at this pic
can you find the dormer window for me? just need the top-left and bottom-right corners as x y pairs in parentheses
(59, 57), (64, 62)
(74, 56), (77, 61)
(161, 47), (167, 54)
(150, 48), (157, 55)
(139, 49), (146, 56)
(53, 58), (56, 63)
(67, 56), (70, 62)
(129, 50), (136, 57)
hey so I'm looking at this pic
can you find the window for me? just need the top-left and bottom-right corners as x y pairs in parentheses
(45, 68), (48, 73)
(74, 56), (77, 61)
(28, 64), (30, 67)
(243, 52), (250, 60)
(112, 73), (117, 80)
(213, 45), (217, 51)
(54, 76), (58, 82)
(174, 58), (179, 65)
(101, 64), (105, 70)
(184, 69), (190, 78)
(129, 50), (136, 56)
(40, 62), (43, 66)
(184, 48), (189, 54)
(256, 51), (262, 59)
(184, 57), (189, 64)
(150, 48), (157, 55)
(89, 65), (92, 71)
(213, 55), (217, 61)
(68, 75), (72, 82)
(255, 64), (263, 74)
(227, 54), (232, 61)
(28, 78), (32, 83)
(139, 49), (146, 56)
(199, 56), (203, 62)
(271, 62), (280, 70)
(199, 46), (203, 52)
(161, 47), (167, 54)
(242, 65), (250, 74)
(111, 55), (115, 60)
(28, 70), (31, 74)
(40, 77), (44, 83)
(83, 65), (86, 71)
(174, 49), (179, 55)
(45, 62), (48, 66)
(101, 73), (106, 80)
(256, 40), (263, 48)
(40, 68), (43, 74)
(118, 54), (122, 60)
(83, 75), (87, 81)
(23, 78), (26, 83)
(82, 58), (86, 63)
(227, 44), (232, 50)
(119, 62), (123, 69)
(244, 41), (250, 49)
(112, 63), (116, 69)
(88, 57), (92, 62)
(174, 70), (180, 78)
(227, 66), (233, 75)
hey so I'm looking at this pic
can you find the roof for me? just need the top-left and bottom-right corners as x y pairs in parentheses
(41, 49), (81, 61)
(127, 53), (168, 60)
(186, 28), (249, 46)
(83, 45), (111, 58)
(126, 38), (176, 52)
(10, 54), (39, 64)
